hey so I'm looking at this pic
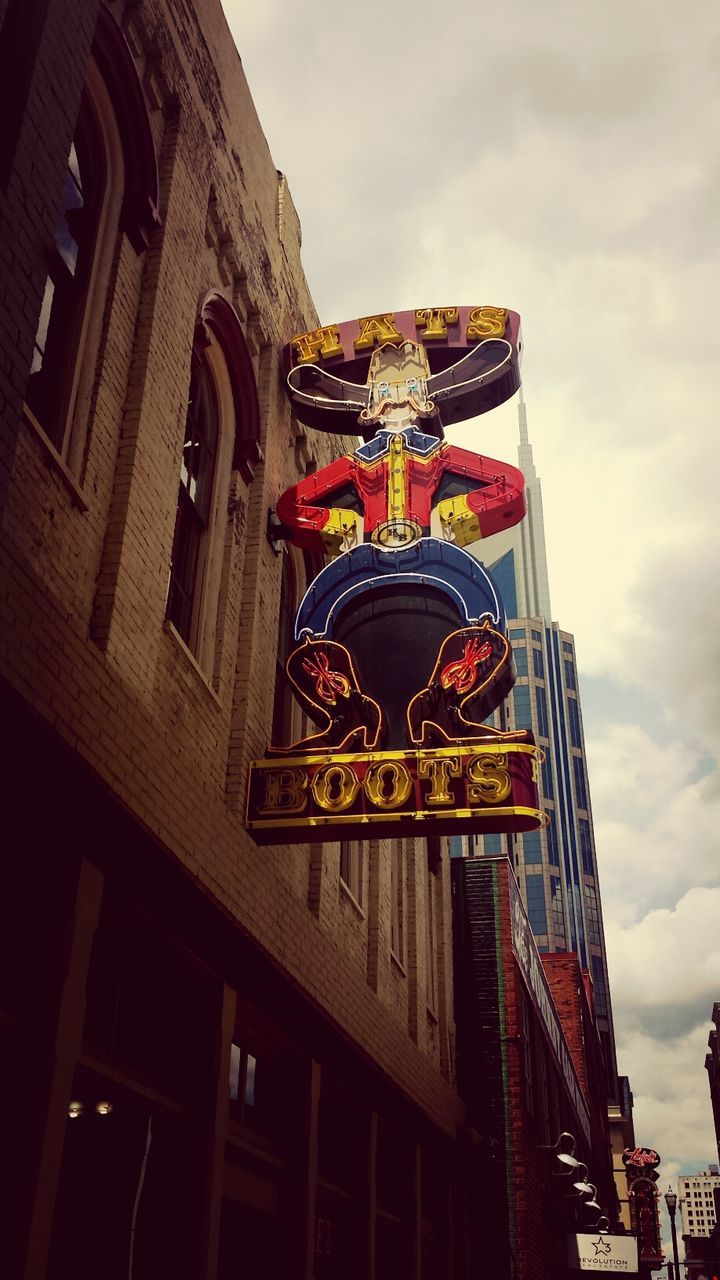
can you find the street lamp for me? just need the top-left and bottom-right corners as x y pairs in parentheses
(664, 1186), (682, 1280)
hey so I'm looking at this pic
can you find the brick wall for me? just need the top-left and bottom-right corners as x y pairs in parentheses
(452, 856), (615, 1280)
(542, 954), (589, 1095)
(543, 953), (617, 1217)
(0, 0), (458, 1144)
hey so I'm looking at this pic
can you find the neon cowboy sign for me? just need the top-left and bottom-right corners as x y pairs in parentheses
(246, 306), (544, 844)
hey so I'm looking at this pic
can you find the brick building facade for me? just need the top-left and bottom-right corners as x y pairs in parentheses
(541, 951), (617, 1214)
(0, 2), (461, 1276)
(451, 856), (616, 1280)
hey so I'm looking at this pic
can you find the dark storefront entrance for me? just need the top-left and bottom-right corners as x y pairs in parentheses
(1, 703), (461, 1279)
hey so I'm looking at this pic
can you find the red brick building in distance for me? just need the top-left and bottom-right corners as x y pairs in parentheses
(451, 856), (617, 1280)
(542, 951), (618, 1202)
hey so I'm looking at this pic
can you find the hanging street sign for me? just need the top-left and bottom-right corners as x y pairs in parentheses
(246, 305), (544, 844)
(567, 1233), (639, 1273)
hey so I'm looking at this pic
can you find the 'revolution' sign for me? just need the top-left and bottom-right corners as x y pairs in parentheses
(246, 305), (543, 844)
(567, 1233), (639, 1273)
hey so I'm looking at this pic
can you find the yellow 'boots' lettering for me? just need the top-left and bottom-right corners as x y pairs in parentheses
(466, 753), (511, 805)
(465, 306), (508, 340)
(259, 768), (308, 815)
(256, 749), (520, 818)
(418, 756), (462, 805)
(310, 763), (361, 812)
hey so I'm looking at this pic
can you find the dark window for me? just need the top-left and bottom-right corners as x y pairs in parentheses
(523, 830), (542, 864)
(568, 697), (582, 748)
(525, 874), (548, 935)
(340, 841), (364, 907)
(562, 640), (573, 655)
(550, 874), (566, 943)
(513, 645), (528, 677)
(167, 357), (219, 651)
(391, 841), (404, 959)
(509, 627), (526, 640)
(229, 1043), (257, 1111)
(541, 754), (554, 800)
(546, 811), (560, 866)
(579, 818), (594, 875)
(228, 1039), (292, 1145)
(514, 685), (532, 729)
(535, 686), (549, 739)
(584, 883), (601, 946)
(533, 647), (544, 679)
(229, 1043), (269, 1131)
(591, 954), (608, 1016)
(531, 629), (542, 643)
(573, 756), (588, 811)
(564, 659), (576, 690)
(25, 99), (104, 450)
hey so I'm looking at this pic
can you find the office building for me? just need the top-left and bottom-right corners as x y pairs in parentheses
(453, 392), (618, 1091)
(680, 1169), (720, 1239)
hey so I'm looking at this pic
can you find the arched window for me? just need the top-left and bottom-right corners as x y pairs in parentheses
(23, 4), (159, 470)
(166, 295), (261, 675)
(25, 94), (105, 451)
(166, 354), (220, 649)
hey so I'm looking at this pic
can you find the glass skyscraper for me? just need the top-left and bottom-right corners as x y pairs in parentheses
(451, 392), (618, 1091)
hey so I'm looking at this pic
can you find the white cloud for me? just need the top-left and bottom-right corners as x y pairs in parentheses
(617, 1023), (717, 1171)
(606, 888), (720, 1017)
(587, 725), (720, 925)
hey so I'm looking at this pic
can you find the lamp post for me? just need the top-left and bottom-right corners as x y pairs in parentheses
(664, 1186), (682, 1280)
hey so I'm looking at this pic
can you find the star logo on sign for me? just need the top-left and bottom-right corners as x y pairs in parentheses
(593, 1238), (612, 1256)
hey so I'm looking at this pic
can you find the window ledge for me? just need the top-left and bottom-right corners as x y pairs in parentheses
(390, 950), (406, 978)
(22, 404), (90, 511)
(339, 878), (365, 919)
(163, 620), (222, 707)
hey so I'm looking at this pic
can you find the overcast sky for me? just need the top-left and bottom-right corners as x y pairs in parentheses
(221, 0), (719, 1254)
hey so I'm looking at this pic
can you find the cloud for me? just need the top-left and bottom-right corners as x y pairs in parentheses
(584, 724), (720, 927)
(605, 887), (720, 1019)
(617, 1022), (716, 1171)
(618, 541), (720, 761)
(604, 888), (718, 1197)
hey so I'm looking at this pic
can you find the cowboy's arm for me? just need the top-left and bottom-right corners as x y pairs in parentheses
(435, 445), (526, 548)
(276, 456), (363, 555)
